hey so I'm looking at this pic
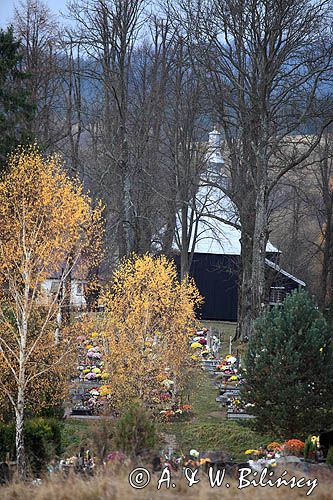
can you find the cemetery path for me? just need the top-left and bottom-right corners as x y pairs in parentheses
(190, 368), (227, 423)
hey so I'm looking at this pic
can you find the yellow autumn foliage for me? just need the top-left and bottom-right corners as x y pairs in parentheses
(0, 145), (104, 287)
(0, 146), (104, 422)
(99, 254), (203, 411)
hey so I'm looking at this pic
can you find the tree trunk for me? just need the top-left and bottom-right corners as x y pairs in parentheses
(15, 387), (26, 480)
(17, 277), (29, 479)
(251, 185), (268, 321)
(162, 207), (176, 256)
(62, 262), (72, 326)
(320, 191), (333, 311)
(17, 319), (27, 479)
(236, 229), (253, 340)
(320, 218), (331, 311)
(180, 204), (189, 280)
(123, 158), (134, 255)
(236, 187), (268, 340)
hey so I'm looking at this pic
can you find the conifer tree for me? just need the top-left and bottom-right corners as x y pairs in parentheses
(243, 290), (333, 438)
(0, 26), (34, 170)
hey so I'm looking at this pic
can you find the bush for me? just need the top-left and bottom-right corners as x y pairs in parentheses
(25, 418), (62, 473)
(114, 404), (156, 457)
(0, 418), (62, 474)
(326, 446), (333, 465)
(304, 435), (317, 461)
(88, 419), (114, 462)
(242, 290), (333, 438)
(0, 421), (15, 461)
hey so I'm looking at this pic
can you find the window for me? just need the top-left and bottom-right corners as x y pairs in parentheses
(76, 282), (84, 296)
(269, 287), (286, 305)
(50, 281), (60, 294)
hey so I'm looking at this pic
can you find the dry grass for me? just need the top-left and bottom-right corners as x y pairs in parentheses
(1, 467), (332, 500)
(201, 320), (237, 339)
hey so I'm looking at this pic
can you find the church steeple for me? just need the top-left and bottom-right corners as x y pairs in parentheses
(208, 128), (224, 166)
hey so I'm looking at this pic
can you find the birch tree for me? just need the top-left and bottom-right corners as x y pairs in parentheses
(100, 254), (202, 411)
(0, 146), (103, 478)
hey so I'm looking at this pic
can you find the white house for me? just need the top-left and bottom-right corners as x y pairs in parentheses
(40, 278), (87, 308)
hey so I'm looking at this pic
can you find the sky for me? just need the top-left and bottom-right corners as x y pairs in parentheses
(0, 0), (69, 28)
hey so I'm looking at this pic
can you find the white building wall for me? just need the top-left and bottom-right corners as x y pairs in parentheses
(40, 279), (87, 308)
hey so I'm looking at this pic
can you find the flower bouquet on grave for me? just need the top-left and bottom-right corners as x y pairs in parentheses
(89, 387), (100, 397)
(282, 439), (305, 457)
(191, 353), (200, 361)
(245, 443), (284, 463)
(159, 391), (172, 402)
(216, 361), (226, 371)
(87, 396), (97, 409)
(83, 387), (100, 409)
(158, 402), (192, 422)
(94, 397), (108, 412)
(158, 409), (176, 421)
(245, 449), (260, 458)
(190, 342), (202, 349)
(161, 378), (174, 390)
(87, 347), (102, 360)
(267, 442), (282, 452)
(227, 397), (246, 413)
(99, 385), (112, 397)
(223, 368), (237, 376)
(225, 355), (237, 364)
(170, 403), (193, 421)
(107, 451), (127, 465)
(201, 349), (210, 358)
(179, 404), (192, 419)
(224, 376), (240, 387)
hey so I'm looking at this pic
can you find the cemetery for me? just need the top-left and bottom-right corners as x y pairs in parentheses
(1, 0), (333, 496)
(51, 321), (332, 479)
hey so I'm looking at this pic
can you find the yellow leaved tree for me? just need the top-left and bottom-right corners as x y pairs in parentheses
(0, 146), (104, 478)
(100, 254), (202, 412)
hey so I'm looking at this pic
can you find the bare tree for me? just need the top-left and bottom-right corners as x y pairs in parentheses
(126, 17), (174, 253)
(171, 0), (333, 338)
(57, 32), (84, 175)
(67, 0), (148, 257)
(270, 134), (333, 314)
(316, 140), (333, 313)
(161, 33), (210, 278)
(13, 0), (65, 150)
